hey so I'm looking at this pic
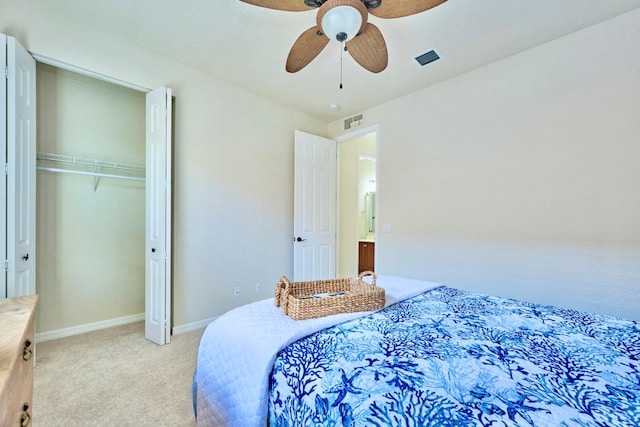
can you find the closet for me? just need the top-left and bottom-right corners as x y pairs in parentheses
(36, 62), (147, 336)
(2, 32), (173, 345)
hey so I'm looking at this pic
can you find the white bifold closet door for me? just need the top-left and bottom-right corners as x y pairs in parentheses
(1, 33), (37, 298)
(145, 87), (172, 346)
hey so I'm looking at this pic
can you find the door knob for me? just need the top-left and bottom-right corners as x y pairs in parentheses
(295, 237), (307, 242)
(22, 253), (29, 261)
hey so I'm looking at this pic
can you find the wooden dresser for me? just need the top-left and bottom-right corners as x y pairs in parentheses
(0, 295), (38, 427)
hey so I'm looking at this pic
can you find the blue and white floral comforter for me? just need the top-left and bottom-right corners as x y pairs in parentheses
(269, 287), (640, 426)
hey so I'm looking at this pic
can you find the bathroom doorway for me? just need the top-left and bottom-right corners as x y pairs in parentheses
(337, 128), (377, 278)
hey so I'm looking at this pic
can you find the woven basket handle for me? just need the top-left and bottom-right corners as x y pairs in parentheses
(274, 276), (287, 307)
(275, 276), (292, 314)
(358, 271), (376, 286)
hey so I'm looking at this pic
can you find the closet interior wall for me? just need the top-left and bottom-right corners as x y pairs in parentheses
(36, 63), (146, 334)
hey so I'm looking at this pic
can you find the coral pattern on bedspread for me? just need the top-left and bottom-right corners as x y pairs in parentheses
(268, 287), (640, 426)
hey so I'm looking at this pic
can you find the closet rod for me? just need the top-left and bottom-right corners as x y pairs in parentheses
(36, 166), (145, 182)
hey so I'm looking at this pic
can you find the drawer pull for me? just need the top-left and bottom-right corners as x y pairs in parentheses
(23, 339), (33, 361)
(21, 404), (31, 426)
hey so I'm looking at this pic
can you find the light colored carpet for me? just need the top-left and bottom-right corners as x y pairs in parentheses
(33, 322), (205, 427)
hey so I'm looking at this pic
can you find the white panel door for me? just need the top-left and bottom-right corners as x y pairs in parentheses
(1, 33), (6, 298)
(6, 35), (36, 297)
(293, 130), (337, 281)
(145, 87), (172, 345)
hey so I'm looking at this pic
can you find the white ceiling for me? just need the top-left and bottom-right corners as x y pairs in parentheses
(35, 0), (640, 121)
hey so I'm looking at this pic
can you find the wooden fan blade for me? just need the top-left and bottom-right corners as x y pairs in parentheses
(368, 0), (447, 19)
(345, 23), (387, 73)
(286, 27), (329, 72)
(240, 0), (316, 12)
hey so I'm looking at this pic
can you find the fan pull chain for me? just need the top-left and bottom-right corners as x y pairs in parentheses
(340, 42), (344, 89)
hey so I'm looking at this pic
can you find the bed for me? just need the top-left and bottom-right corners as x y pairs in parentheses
(194, 275), (640, 427)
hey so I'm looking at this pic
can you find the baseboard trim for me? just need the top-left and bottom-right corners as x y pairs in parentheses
(172, 316), (218, 335)
(37, 313), (218, 342)
(36, 313), (145, 342)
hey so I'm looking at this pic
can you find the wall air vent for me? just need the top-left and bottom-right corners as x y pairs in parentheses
(344, 113), (364, 130)
(415, 49), (440, 67)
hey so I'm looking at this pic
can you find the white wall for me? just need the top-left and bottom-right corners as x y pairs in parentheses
(330, 10), (640, 321)
(2, 1), (328, 331)
(36, 64), (146, 332)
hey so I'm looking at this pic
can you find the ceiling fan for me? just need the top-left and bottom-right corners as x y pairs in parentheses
(240, 0), (447, 73)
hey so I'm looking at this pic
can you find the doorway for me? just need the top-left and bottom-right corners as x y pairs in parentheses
(35, 63), (147, 336)
(337, 128), (378, 278)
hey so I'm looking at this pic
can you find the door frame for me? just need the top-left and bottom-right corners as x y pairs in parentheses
(335, 125), (380, 277)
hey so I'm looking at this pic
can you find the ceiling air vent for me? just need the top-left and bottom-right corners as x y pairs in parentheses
(415, 49), (440, 67)
(344, 113), (363, 130)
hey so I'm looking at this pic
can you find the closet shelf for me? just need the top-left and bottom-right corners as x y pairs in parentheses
(37, 152), (145, 172)
(36, 152), (145, 191)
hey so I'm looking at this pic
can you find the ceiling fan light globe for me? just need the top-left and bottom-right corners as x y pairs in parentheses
(321, 5), (362, 42)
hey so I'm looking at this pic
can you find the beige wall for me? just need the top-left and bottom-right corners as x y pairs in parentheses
(36, 64), (146, 332)
(4, 2), (639, 332)
(330, 10), (640, 320)
(2, 1), (327, 331)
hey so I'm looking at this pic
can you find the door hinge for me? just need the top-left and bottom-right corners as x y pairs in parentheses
(4, 163), (8, 175)
(4, 66), (7, 79)
(3, 260), (8, 271)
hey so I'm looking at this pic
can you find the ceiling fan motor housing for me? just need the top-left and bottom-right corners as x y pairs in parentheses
(317, 0), (368, 42)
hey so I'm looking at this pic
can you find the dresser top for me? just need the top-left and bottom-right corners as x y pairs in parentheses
(0, 295), (39, 387)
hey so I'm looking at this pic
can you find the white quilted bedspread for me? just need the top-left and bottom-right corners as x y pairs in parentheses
(195, 275), (441, 427)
